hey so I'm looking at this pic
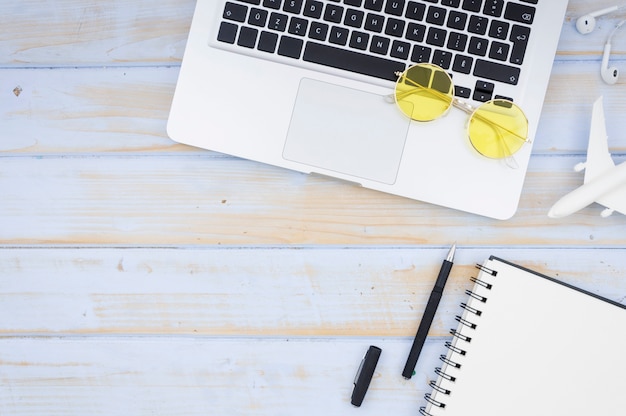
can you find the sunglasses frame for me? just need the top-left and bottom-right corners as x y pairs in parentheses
(392, 63), (530, 163)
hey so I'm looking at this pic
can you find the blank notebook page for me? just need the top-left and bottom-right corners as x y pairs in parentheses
(425, 257), (626, 416)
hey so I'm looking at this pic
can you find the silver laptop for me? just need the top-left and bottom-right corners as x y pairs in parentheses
(168, 0), (569, 219)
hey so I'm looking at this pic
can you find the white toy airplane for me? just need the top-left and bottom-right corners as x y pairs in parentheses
(548, 96), (626, 218)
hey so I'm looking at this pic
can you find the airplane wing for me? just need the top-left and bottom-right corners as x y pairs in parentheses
(596, 183), (626, 215)
(583, 97), (615, 184)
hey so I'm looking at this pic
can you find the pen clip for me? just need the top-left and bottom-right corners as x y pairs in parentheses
(354, 354), (366, 385)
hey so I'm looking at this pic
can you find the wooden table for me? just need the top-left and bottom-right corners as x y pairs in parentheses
(2, 1), (625, 414)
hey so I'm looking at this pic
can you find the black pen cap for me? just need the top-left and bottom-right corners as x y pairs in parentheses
(351, 345), (382, 407)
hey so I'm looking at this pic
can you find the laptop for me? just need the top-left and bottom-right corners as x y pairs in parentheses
(167, 0), (569, 220)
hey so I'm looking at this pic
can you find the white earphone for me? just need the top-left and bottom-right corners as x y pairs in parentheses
(576, 6), (622, 34)
(576, 6), (626, 84)
(601, 20), (625, 84)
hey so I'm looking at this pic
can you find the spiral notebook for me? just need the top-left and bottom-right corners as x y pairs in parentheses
(421, 256), (626, 416)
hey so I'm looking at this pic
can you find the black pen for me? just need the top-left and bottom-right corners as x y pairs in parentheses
(402, 244), (456, 380)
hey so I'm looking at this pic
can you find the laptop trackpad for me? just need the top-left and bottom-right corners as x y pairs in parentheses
(283, 78), (410, 185)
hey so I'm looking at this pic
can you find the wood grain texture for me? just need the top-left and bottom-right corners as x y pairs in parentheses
(0, 1), (194, 66)
(1, 155), (626, 245)
(1, 247), (625, 337)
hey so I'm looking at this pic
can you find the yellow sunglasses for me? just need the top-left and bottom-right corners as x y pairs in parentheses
(393, 63), (529, 164)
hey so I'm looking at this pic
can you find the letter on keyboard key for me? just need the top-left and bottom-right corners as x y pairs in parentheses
(303, 42), (405, 81)
(474, 59), (520, 85)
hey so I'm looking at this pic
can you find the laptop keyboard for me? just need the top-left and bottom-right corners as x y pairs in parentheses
(215, 0), (538, 102)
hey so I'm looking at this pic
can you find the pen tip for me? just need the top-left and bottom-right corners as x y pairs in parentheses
(447, 244), (456, 262)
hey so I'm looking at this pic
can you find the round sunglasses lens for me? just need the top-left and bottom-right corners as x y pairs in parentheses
(394, 64), (453, 122)
(467, 99), (528, 159)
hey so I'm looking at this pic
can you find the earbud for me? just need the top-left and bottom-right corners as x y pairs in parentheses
(576, 6), (620, 34)
(600, 19), (626, 84)
(601, 42), (619, 84)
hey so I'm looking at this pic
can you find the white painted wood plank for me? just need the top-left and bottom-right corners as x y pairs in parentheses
(1, 155), (626, 245)
(0, 337), (440, 416)
(0, 0), (194, 66)
(1, 248), (624, 336)
(0, 67), (182, 153)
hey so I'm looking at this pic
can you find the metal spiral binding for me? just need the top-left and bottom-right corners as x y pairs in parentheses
(460, 302), (482, 316)
(465, 289), (488, 303)
(420, 263), (498, 416)
(476, 263), (498, 276)
(445, 341), (467, 356)
(470, 276), (493, 289)
(450, 328), (472, 342)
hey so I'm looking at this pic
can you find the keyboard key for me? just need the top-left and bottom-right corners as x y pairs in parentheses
(488, 20), (509, 40)
(217, 21), (238, 44)
(324, 4), (344, 23)
(345, 0), (363, 6)
(238, 26), (258, 48)
(489, 41), (509, 61)
(365, 13), (385, 32)
(385, 18), (406, 37)
(289, 17), (309, 36)
(224, 2), (248, 22)
(283, 0), (303, 14)
(474, 59), (520, 85)
(432, 50), (453, 69)
(385, 0), (406, 16)
(468, 15), (488, 34)
(473, 80), (494, 101)
(442, 0), (461, 7)
(258, 31), (279, 52)
(468, 36), (488, 56)
(238, 0), (261, 4)
(476, 80), (494, 93)
(411, 45), (432, 63)
(303, 41), (406, 81)
(350, 31), (370, 50)
(329, 26), (349, 45)
(303, 0), (323, 18)
(453, 54), (473, 74)
(263, 0), (281, 9)
(269, 12), (288, 31)
(509, 25), (530, 65)
(462, 0), (482, 12)
(345, 9), (365, 28)
(455, 85), (471, 98)
(426, 6), (447, 26)
(447, 32), (468, 51)
(309, 21), (329, 40)
(249, 8), (269, 27)
(364, 0), (384, 12)
(447, 11), (468, 30)
(406, 2), (426, 21)
(406, 22), (426, 42)
(426, 27), (446, 47)
(504, 3), (535, 24)
(391, 40), (411, 59)
(483, 0), (504, 17)
(473, 89), (491, 102)
(278, 35), (304, 58)
(370, 35), (390, 54)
